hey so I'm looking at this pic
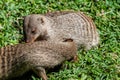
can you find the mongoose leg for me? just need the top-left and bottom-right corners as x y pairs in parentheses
(33, 67), (47, 80)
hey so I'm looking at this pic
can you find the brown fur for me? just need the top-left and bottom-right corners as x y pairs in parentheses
(0, 40), (77, 80)
(23, 11), (99, 50)
(45, 11), (75, 17)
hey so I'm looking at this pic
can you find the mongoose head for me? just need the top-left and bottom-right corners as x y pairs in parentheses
(23, 14), (51, 43)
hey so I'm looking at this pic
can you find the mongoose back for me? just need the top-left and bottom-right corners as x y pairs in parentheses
(0, 39), (77, 80)
(23, 11), (99, 50)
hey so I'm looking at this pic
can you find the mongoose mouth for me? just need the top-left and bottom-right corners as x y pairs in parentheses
(26, 37), (36, 43)
(25, 37), (46, 43)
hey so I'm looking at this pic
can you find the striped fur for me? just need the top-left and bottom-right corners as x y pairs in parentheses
(23, 11), (99, 50)
(0, 40), (77, 80)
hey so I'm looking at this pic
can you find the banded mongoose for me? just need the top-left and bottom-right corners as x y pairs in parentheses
(23, 11), (99, 50)
(0, 39), (77, 80)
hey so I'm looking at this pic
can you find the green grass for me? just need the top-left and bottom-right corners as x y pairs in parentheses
(0, 0), (120, 80)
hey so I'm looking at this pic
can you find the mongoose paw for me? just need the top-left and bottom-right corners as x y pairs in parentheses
(32, 67), (48, 80)
(63, 38), (73, 42)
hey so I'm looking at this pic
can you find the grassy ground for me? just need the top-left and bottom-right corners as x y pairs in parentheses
(0, 0), (120, 80)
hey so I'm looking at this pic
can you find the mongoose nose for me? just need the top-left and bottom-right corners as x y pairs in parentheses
(26, 39), (34, 43)
(26, 40), (30, 43)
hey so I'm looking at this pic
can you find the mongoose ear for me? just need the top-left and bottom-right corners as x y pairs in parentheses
(63, 38), (73, 42)
(37, 17), (45, 25)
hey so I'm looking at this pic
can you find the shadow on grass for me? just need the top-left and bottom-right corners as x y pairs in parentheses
(8, 70), (36, 80)
(7, 64), (63, 80)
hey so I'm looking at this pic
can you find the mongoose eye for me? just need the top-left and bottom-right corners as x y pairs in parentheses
(31, 30), (36, 34)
